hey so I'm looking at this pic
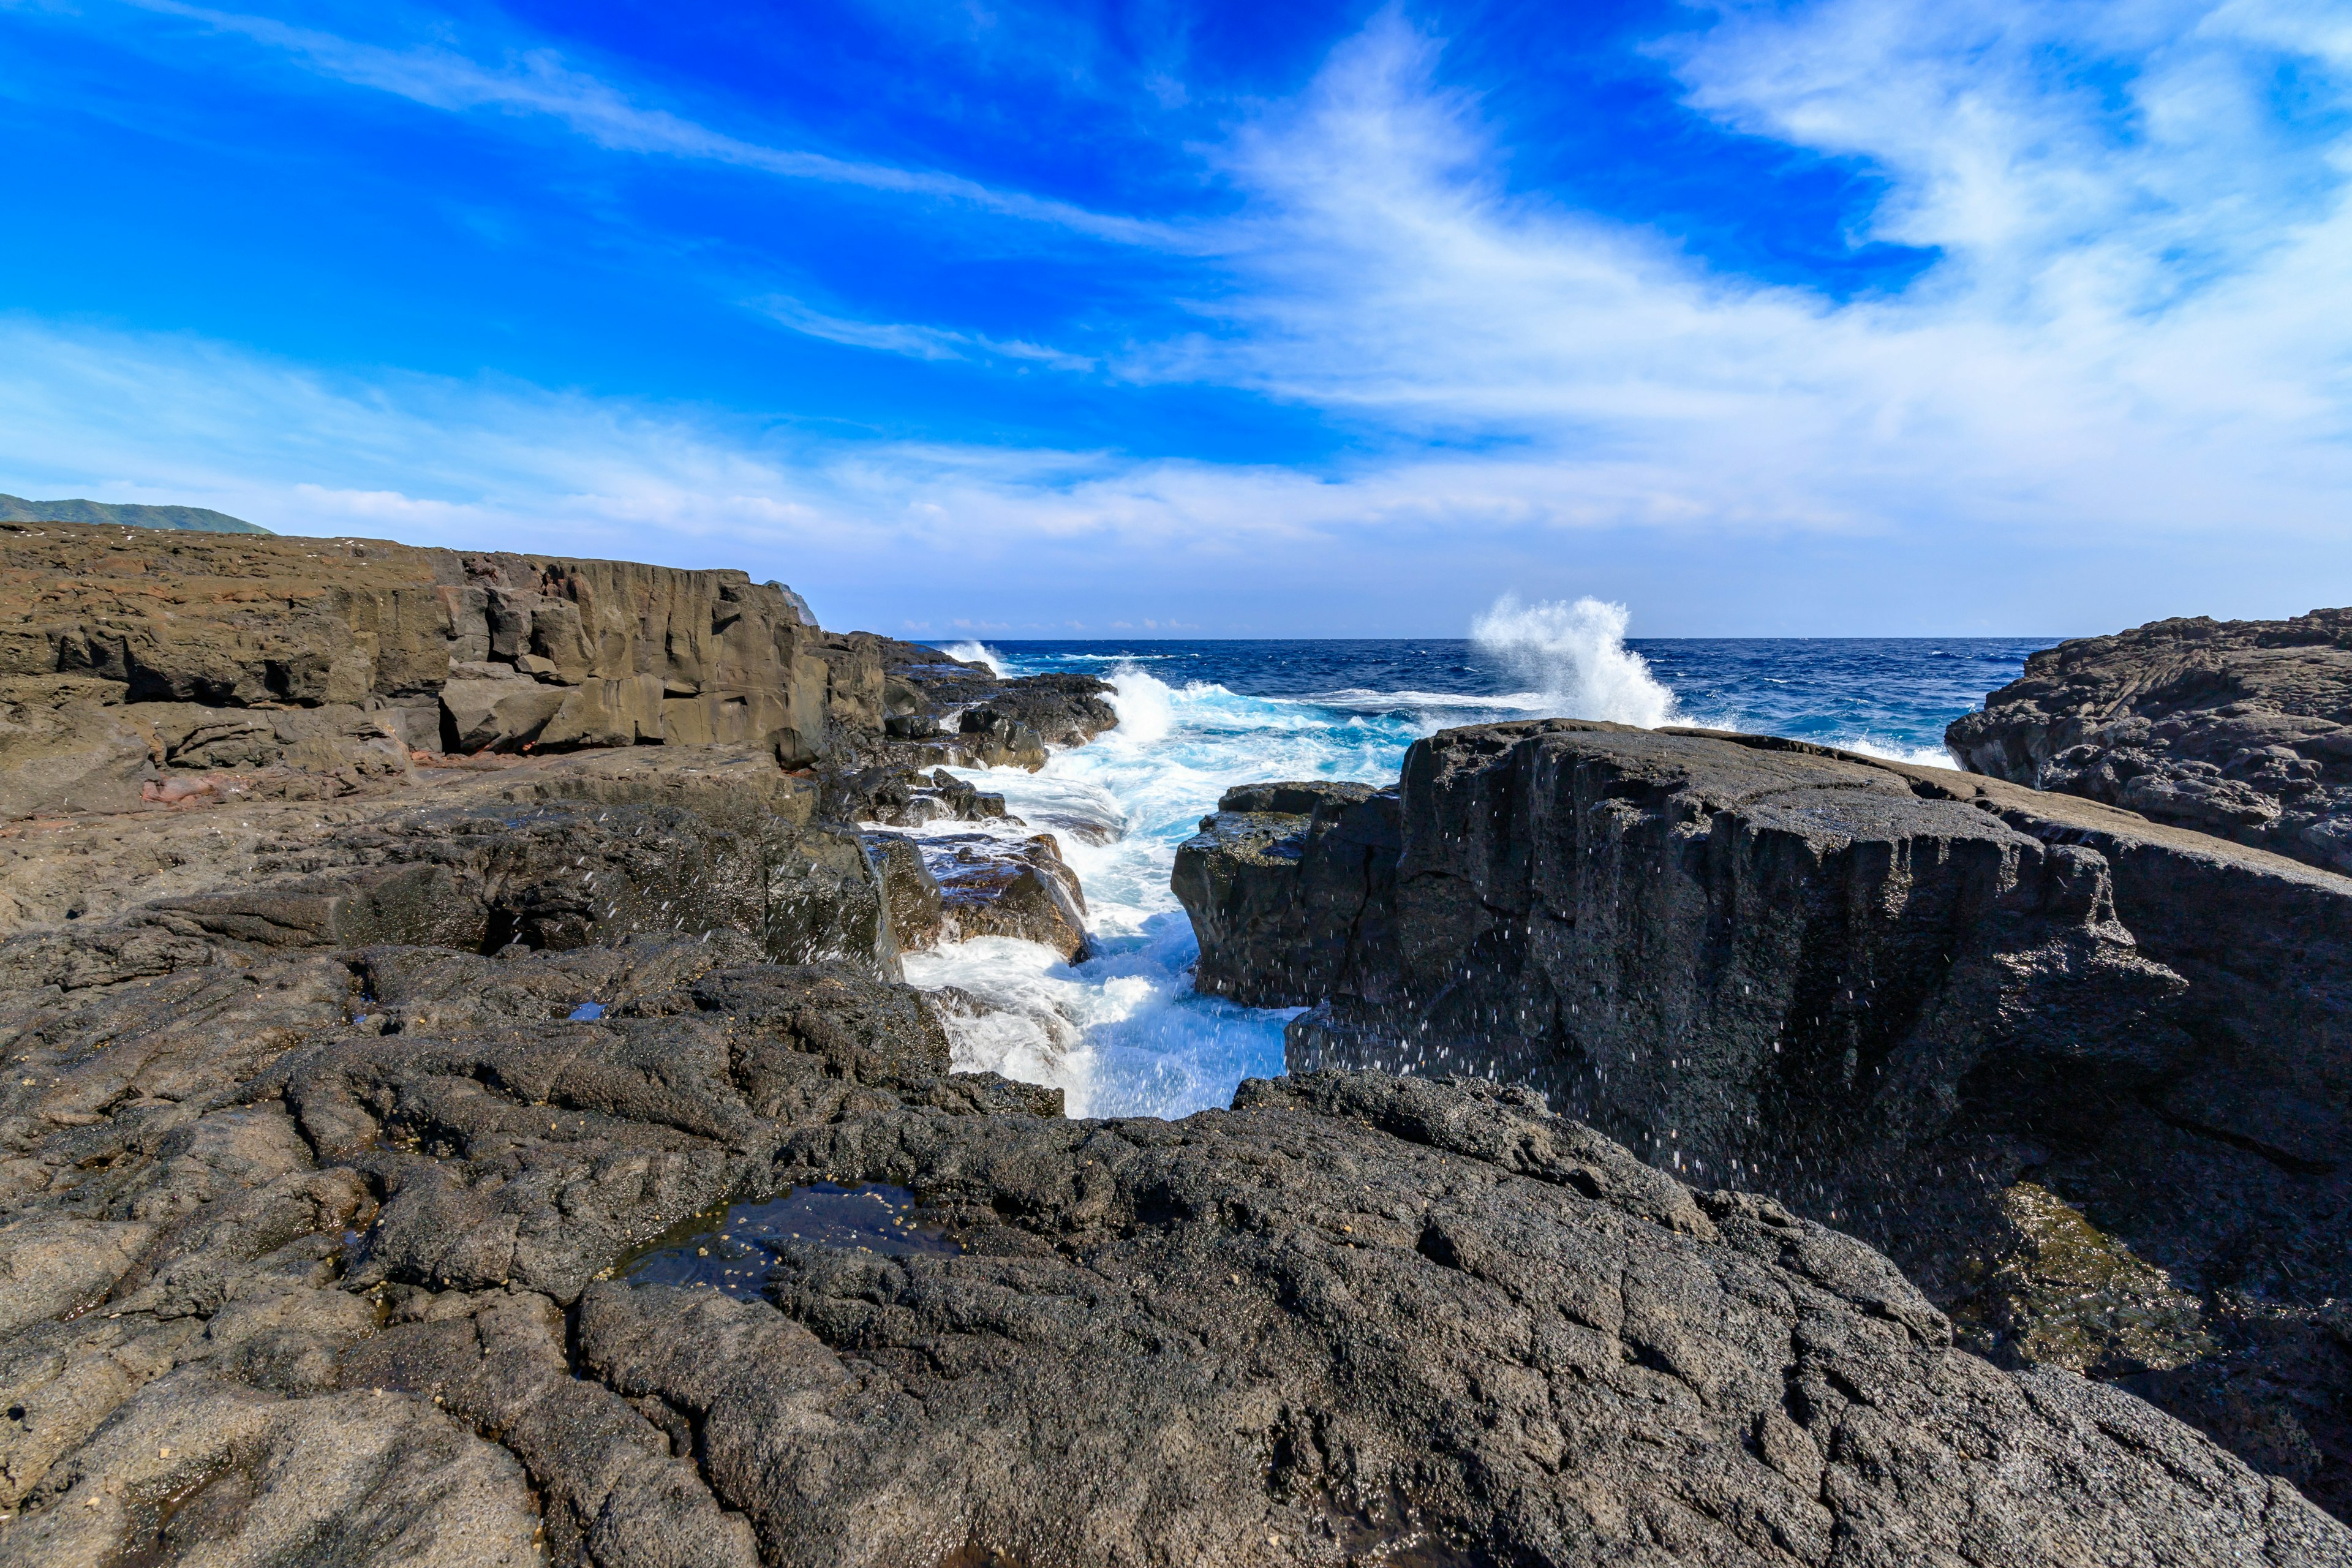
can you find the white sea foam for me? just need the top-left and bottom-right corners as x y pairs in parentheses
(940, 640), (1004, 674)
(891, 637), (1966, 1121)
(1310, 687), (1552, 714)
(1825, 734), (1962, 769)
(892, 659), (1391, 1118)
(1469, 595), (1679, 728)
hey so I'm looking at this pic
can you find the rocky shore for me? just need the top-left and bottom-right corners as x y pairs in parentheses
(0, 524), (2342, 1566)
(1179, 663), (2352, 1524)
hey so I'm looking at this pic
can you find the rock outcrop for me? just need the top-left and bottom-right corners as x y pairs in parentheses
(0, 521), (846, 810)
(1177, 722), (2352, 1515)
(1947, 607), (2352, 874)
(0, 525), (2333, 1563)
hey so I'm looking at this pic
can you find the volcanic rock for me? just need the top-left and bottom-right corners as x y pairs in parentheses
(1178, 719), (2352, 1513)
(0, 741), (2335, 1562)
(1947, 607), (2352, 873)
(0, 521), (845, 813)
(0, 524), (2334, 1562)
(921, 831), (1090, 959)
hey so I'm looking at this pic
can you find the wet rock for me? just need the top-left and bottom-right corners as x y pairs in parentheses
(1172, 781), (1398, 1005)
(957, 707), (1049, 771)
(924, 832), (1090, 959)
(862, 832), (946, 950)
(1947, 606), (2352, 873)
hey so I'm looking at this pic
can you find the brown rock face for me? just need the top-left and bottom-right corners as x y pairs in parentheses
(1946, 608), (2352, 873)
(0, 521), (850, 816)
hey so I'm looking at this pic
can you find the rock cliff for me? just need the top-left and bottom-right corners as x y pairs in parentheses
(1176, 721), (2352, 1515)
(0, 521), (1117, 823)
(1947, 607), (2352, 873)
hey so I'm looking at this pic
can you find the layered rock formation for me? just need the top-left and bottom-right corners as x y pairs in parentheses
(1177, 721), (2352, 1514)
(0, 521), (850, 817)
(1947, 607), (2352, 873)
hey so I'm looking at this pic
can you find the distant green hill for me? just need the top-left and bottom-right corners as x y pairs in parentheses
(0, 493), (271, 534)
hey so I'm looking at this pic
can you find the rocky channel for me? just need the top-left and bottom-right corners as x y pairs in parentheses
(0, 522), (2342, 1566)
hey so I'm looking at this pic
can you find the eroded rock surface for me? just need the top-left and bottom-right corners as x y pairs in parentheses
(0, 523), (1118, 824)
(0, 525), (2330, 1563)
(1947, 607), (2352, 873)
(0, 720), (2331, 1565)
(1178, 720), (2352, 1515)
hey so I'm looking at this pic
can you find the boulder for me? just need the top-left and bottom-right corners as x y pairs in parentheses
(924, 831), (1090, 959)
(957, 706), (1050, 771)
(0, 676), (155, 818)
(1947, 607), (2352, 873)
(1172, 780), (1396, 1004)
(862, 831), (947, 950)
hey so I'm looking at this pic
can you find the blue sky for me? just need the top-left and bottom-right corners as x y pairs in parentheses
(2, 0), (2348, 636)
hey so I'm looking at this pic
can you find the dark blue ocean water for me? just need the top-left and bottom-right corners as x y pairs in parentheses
(939, 637), (2043, 759)
(897, 634), (2047, 1119)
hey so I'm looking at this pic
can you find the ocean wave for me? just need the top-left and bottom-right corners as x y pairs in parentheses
(1826, 734), (1961, 769)
(1308, 687), (1551, 712)
(939, 639), (1005, 674)
(891, 629), (2003, 1121)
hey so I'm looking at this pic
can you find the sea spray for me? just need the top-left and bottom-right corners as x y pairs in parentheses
(885, 635), (2035, 1118)
(1470, 595), (1679, 728)
(940, 640), (1005, 674)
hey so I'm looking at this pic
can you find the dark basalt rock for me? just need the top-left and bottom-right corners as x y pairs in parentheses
(1947, 607), (2352, 873)
(1177, 719), (2352, 1516)
(853, 638), (1119, 774)
(1172, 780), (1398, 1004)
(554, 1071), (2344, 1567)
(922, 831), (1090, 959)
(0, 529), (2339, 1562)
(0, 787), (2336, 1563)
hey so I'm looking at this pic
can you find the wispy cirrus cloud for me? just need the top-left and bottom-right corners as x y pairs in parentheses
(120, 0), (1185, 246)
(753, 298), (1098, 371)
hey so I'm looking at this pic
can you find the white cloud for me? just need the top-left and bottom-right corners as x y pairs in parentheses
(1118, 4), (2352, 545)
(5, 3), (2349, 632)
(753, 298), (1099, 371)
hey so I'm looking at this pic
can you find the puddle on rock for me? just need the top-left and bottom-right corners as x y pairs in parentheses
(616, 1183), (960, 1299)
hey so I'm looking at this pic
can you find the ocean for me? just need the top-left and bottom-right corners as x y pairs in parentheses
(887, 620), (2048, 1121)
